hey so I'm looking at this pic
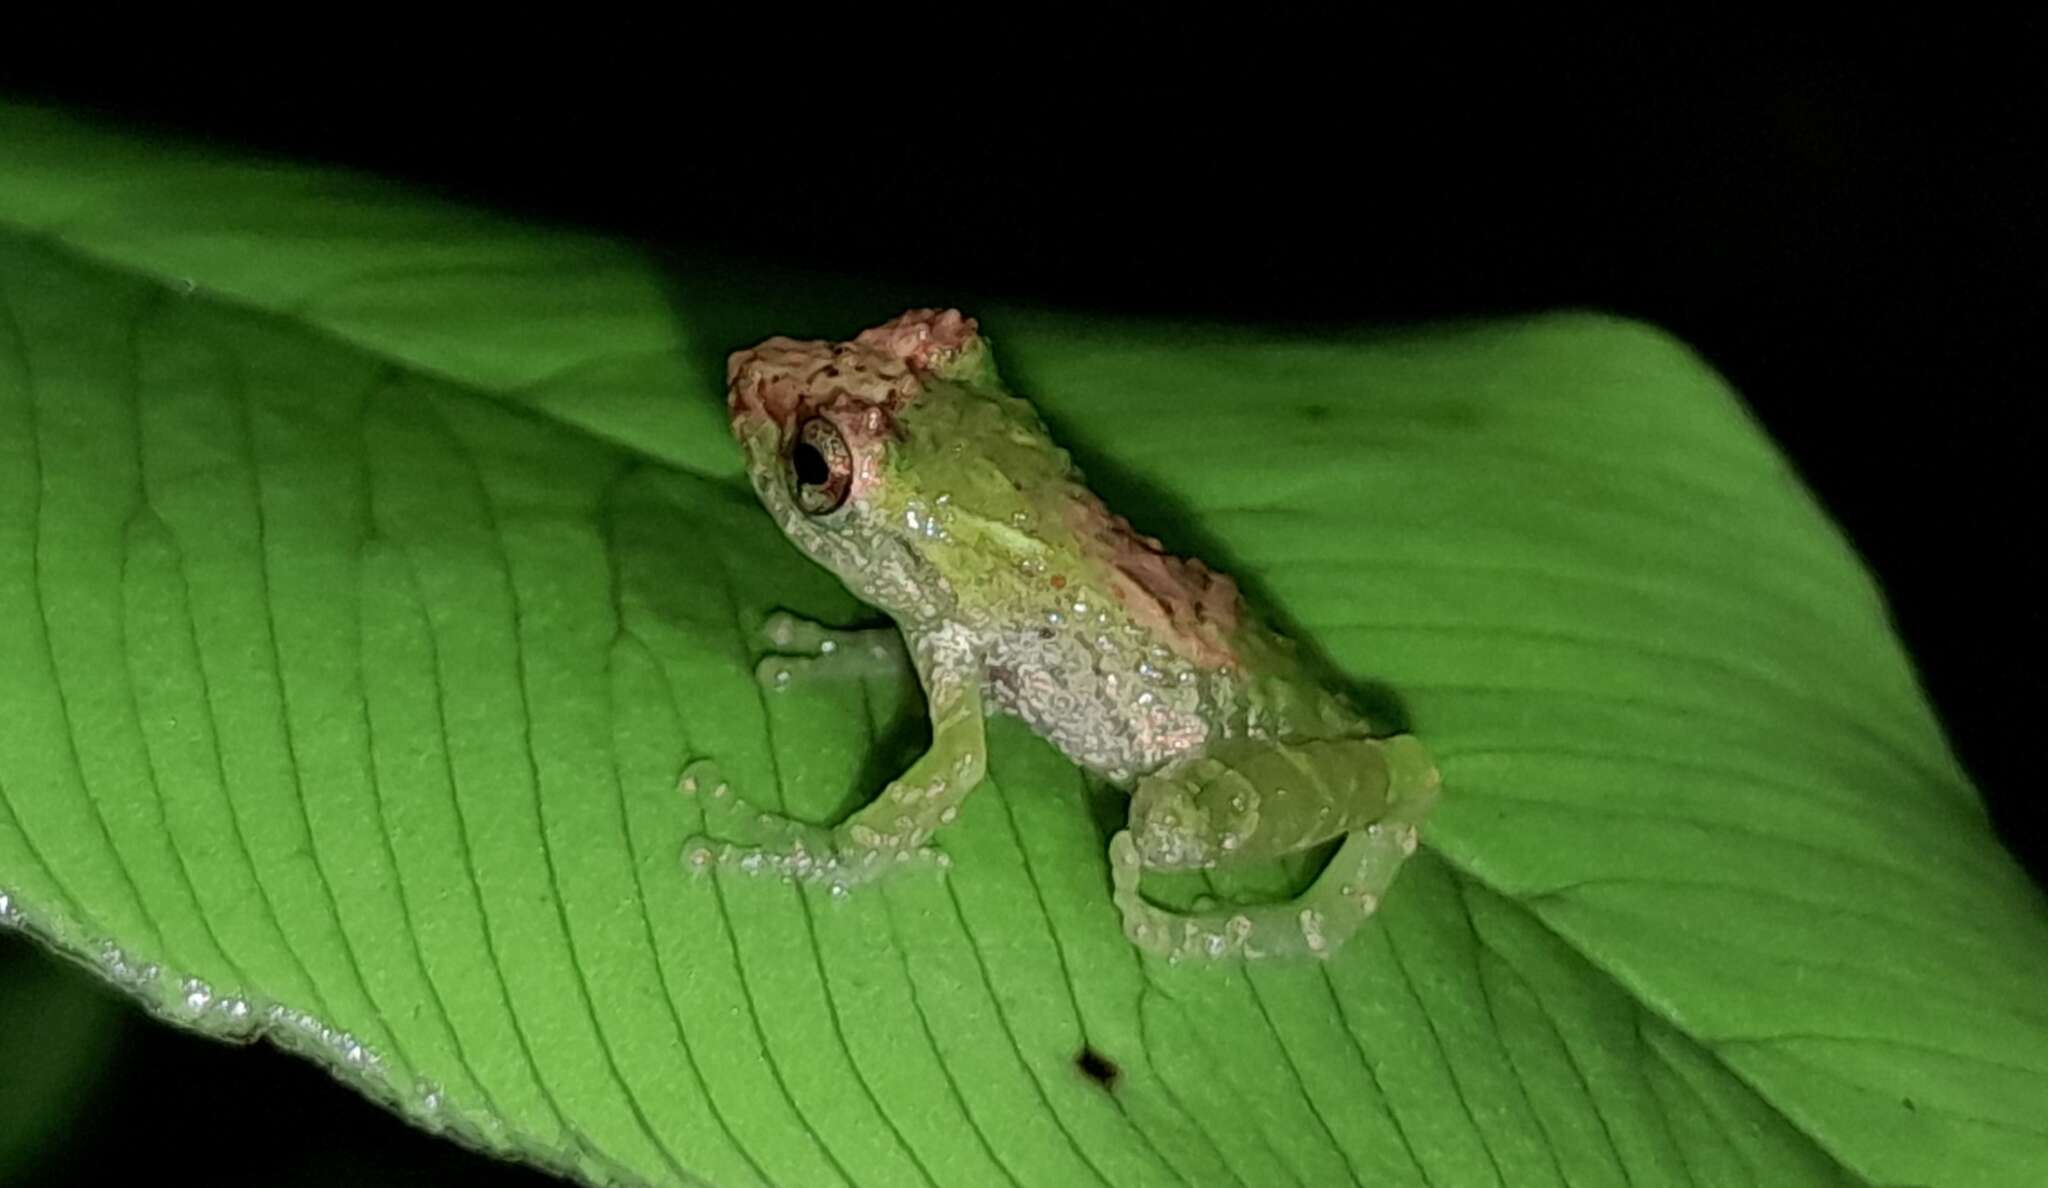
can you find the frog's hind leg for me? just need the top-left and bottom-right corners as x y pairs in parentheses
(1111, 818), (1424, 959)
(1110, 735), (1440, 960)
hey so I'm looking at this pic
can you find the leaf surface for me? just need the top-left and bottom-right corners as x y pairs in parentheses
(1, 104), (2042, 1187)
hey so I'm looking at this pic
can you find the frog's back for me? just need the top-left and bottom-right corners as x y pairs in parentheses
(959, 483), (1363, 782)
(886, 350), (1362, 778)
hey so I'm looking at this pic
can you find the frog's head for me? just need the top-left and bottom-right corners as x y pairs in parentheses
(727, 309), (1067, 626)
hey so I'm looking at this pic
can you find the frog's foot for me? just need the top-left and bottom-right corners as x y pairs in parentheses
(1109, 821), (1423, 960)
(678, 759), (947, 893)
(754, 610), (909, 691)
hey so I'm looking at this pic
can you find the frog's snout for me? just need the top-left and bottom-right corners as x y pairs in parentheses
(724, 346), (754, 388)
(725, 352), (767, 429)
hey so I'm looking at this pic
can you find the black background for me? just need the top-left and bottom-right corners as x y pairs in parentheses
(2, 35), (2040, 1186)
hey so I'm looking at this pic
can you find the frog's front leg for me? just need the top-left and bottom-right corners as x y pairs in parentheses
(752, 609), (910, 689)
(1109, 734), (1440, 959)
(681, 626), (987, 891)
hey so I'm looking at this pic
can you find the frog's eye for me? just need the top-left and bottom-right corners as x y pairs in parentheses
(789, 417), (853, 515)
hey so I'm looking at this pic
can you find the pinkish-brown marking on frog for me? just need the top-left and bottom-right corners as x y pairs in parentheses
(726, 309), (981, 440)
(1066, 491), (1242, 669)
(854, 308), (981, 377)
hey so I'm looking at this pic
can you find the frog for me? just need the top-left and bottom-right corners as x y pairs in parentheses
(687, 308), (1439, 960)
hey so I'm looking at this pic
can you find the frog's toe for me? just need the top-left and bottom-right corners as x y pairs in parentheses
(756, 610), (847, 653)
(752, 613), (909, 690)
(676, 759), (758, 819)
(1115, 897), (1259, 961)
(1108, 830), (1144, 893)
(679, 825), (844, 884)
(677, 760), (826, 850)
(684, 782), (780, 842)
(756, 655), (798, 691)
(675, 758), (725, 799)
(679, 835), (730, 876)
(681, 817), (949, 895)
(756, 648), (895, 692)
(1116, 897), (1175, 957)
(681, 835), (796, 883)
(1108, 832), (1178, 955)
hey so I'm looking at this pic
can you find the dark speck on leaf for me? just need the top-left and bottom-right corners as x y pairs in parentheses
(1302, 403), (1334, 422)
(1075, 1046), (1119, 1090)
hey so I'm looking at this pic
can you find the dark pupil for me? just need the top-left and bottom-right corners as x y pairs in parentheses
(792, 441), (829, 487)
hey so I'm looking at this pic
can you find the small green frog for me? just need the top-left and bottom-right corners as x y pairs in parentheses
(690, 309), (1438, 960)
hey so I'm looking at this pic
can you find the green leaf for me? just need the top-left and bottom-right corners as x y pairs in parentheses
(1, 102), (2042, 1188)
